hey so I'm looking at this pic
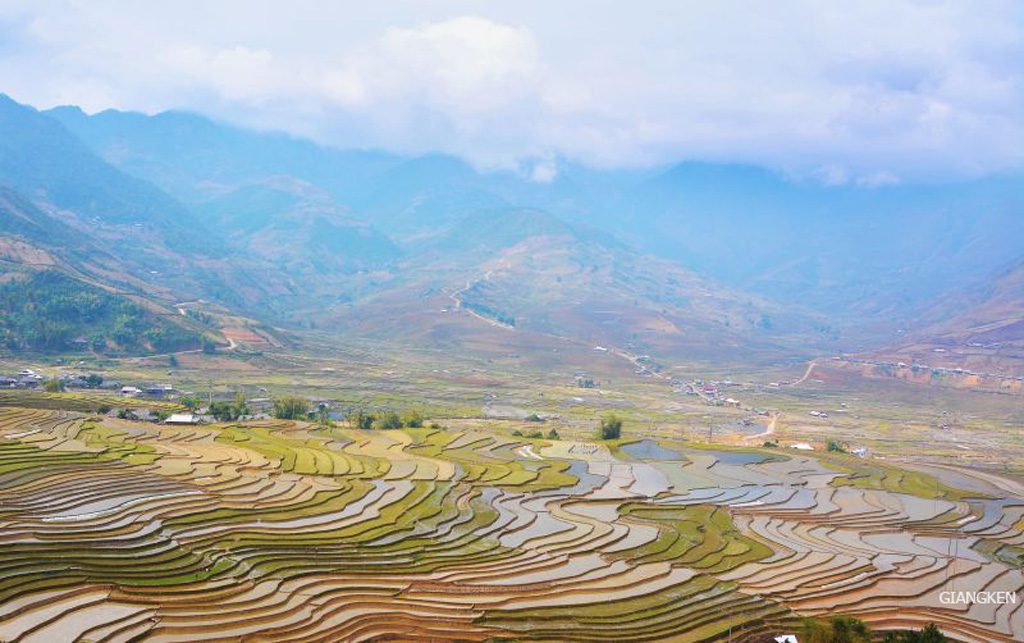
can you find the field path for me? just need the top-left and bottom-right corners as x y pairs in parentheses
(789, 359), (819, 387)
(744, 412), (779, 443)
(448, 261), (514, 329)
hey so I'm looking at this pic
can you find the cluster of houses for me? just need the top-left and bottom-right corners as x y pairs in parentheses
(632, 354), (665, 376)
(680, 379), (744, 407)
(0, 369), (44, 389)
(3, 368), (124, 391)
(835, 356), (1024, 383)
(119, 384), (176, 399)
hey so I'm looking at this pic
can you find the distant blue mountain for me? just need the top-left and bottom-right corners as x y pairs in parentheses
(611, 162), (1024, 317)
(0, 95), (218, 255)
(45, 99), (1024, 332)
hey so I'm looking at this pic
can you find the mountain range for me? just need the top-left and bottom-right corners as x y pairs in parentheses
(0, 93), (1021, 370)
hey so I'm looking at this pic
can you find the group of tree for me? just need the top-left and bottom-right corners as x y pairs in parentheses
(512, 428), (560, 440)
(43, 374), (103, 392)
(461, 300), (516, 327)
(883, 623), (948, 642)
(801, 617), (947, 643)
(348, 409), (427, 431)
(209, 393), (250, 422)
(185, 309), (215, 327)
(273, 396), (310, 420)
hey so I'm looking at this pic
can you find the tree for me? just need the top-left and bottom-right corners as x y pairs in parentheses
(168, 354), (179, 367)
(376, 411), (403, 430)
(180, 396), (200, 411)
(801, 616), (872, 643)
(403, 411), (424, 428)
(528, 431), (544, 439)
(349, 410), (375, 431)
(83, 374), (103, 388)
(202, 338), (217, 354)
(598, 414), (622, 440)
(547, 429), (560, 440)
(97, 404), (112, 415)
(827, 438), (847, 453)
(43, 378), (65, 393)
(273, 396), (310, 420)
(208, 401), (239, 422)
(512, 429), (524, 436)
(315, 402), (331, 426)
(883, 624), (948, 643)
(233, 393), (249, 419)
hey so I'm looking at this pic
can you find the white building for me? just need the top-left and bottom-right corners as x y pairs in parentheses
(165, 414), (198, 425)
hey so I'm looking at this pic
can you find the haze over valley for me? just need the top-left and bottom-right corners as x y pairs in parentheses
(2, 92), (1023, 376)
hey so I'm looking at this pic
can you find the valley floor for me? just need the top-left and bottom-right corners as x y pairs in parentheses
(0, 340), (1022, 641)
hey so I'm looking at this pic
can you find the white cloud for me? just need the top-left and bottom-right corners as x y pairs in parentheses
(857, 171), (901, 187)
(159, 44), (281, 101)
(0, 1), (1021, 180)
(526, 155), (558, 183)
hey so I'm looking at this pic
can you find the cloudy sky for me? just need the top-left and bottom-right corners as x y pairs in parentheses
(1, 1), (1022, 182)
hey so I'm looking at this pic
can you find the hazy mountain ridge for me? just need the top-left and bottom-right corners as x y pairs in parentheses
(50, 102), (1024, 327)
(319, 207), (832, 364)
(611, 162), (1024, 319)
(0, 96), (219, 257)
(0, 94), (1018, 366)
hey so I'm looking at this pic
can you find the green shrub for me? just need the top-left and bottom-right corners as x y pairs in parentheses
(827, 438), (847, 453)
(376, 411), (403, 430)
(598, 414), (622, 440)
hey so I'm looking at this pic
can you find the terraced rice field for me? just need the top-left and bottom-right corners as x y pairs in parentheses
(0, 408), (1022, 641)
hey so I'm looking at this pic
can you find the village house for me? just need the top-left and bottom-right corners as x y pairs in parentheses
(164, 413), (199, 425)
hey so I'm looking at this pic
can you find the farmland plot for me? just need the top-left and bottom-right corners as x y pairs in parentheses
(0, 408), (1021, 642)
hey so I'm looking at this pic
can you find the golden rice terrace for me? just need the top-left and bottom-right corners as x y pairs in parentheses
(0, 406), (1022, 642)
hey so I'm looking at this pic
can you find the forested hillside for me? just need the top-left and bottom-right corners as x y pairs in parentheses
(0, 270), (201, 354)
